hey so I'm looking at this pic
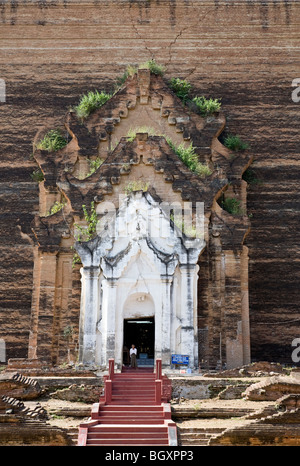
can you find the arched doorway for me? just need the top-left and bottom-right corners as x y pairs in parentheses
(122, 292), (155, 367)
(123, 317), (155, 367)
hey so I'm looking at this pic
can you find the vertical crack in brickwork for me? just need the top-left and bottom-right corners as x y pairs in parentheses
(127, 2), (215, 71)
(128, 3), (157, 61)
(166, 5), (216, 70)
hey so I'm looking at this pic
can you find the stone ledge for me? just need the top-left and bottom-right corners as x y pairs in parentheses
(169, 376), (260, 400)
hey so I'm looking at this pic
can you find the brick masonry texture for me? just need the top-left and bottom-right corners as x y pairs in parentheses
(0, 0), (299, 363)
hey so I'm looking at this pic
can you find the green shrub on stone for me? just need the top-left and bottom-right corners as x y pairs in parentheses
(221, 197), (245, 216)
(224, 134), (249, 151)
(139, 59), (165, 76)
(192, 96), (221, 117)
(74, 90), (112, 119)
(169, 78), (192, 103)
(36, 129), (68, 152)
(166, 138), (212, 178)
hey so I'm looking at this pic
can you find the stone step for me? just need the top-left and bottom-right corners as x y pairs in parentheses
(180, 438), (210, 446)
(179, 432), (219, 439)
(172, 408), (255, 419)
(177, 427), (226, 446)
(178, 427), (225, 434)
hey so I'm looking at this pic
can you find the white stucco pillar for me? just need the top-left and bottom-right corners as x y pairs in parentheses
(179, 264), (198, 369)
(79, 266), (100, 367)
(100, 278), (118, 368)
(160, 275), (173, 368)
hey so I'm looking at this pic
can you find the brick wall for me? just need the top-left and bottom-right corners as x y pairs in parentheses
(0, 0), (299, 363)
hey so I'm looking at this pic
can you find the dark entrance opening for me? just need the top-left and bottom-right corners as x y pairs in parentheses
(123, 317), (155, 367)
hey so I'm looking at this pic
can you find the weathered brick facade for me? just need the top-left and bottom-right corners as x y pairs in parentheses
(0, 0), (299, 365)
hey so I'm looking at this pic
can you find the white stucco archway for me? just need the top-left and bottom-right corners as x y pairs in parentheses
(76, 191), (205, 370)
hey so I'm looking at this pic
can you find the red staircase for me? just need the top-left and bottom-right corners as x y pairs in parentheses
(77, 360), (177, 446)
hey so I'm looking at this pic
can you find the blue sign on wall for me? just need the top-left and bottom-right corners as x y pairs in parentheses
(171, 354), (189, 365)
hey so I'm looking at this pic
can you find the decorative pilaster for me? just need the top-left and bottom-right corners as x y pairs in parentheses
(160, 275), (173, 368)
(100, 278), (118, 368)
(241, 245), (251, 365)
(179, 263), (199, 369)
(34, 251), (58, 364)
(78, 266), (100, 367)
(223, 250), (245, 369)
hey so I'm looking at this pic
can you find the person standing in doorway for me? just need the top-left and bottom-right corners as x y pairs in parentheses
(130, 344), (137, 369)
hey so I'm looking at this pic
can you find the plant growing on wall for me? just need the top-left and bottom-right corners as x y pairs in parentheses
(124, 180), (149, 195)
(191, 96), (221, 117)
(221, 197), (245, 216)
(242, 168), (261, 185)
(126, 126), (212, 178)
(139, 59), (165, 76)
(36, 129), (68, 152)
(46, 200), (67, 217)
(166, 138), (212, 178)
(169, 78), (192, 103)
(166, 75), (222, 117)
(115, 65), (138, 89)
(170, 212), (197, 238)
(224, 134), (249, 151)
(30, 168), (44, 182)
(86, 157), (104, 177)
(74, 90), (112, 119)
(72, 201), (99, 267)
(75, 201), (98, 241)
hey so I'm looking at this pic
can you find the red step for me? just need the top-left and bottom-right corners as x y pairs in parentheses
(100, 405), (163, 412)
(112, 395), (155, 398)
(87, 424), (169, 445)
(115, 370), (155, 373)
(89, 425), (168, 433)
(98, 417), (165, 422)
(87, 432), (168, 439)
(99, 411), (164, 417)
(86, 439), (168, 445)
(98, 419), (165, 424)
(108, 401), (157, 405)
(77, 364), (176, 446)
(112, 388), (155, 393)
(110, 401), (156, 405)
(117, 374), (156, 376)
(113, 376), (155, 379)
